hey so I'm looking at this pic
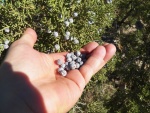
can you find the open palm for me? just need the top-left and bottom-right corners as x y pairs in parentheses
(2, 28), (116, 113)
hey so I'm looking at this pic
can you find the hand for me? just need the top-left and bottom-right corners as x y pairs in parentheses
(0, 28), (116, 113)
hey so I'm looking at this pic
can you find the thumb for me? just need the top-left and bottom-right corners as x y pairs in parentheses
(18, 28), (37, 47)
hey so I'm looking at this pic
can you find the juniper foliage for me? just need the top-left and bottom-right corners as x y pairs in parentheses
(2, 0), (149, 113)
(0, 0), (116, 55)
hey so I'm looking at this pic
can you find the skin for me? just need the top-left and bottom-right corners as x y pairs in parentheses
(0, 28), (116, 113)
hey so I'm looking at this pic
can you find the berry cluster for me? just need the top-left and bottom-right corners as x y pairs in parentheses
(56, 51), (88, 76)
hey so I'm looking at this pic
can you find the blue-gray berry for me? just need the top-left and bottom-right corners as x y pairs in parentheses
(71, 55), (77, 60)
(53, 31), (59, 37)
(64, 35), (70, 40)
(64, 21), (70, 27)
(69, 61), (75, 65)
(66, 53), (72, 58)
(74, 39), (79, 44)
(70, 36), (74, 41)
(75, 51), (81, 57)
(66, 31), (70, 36)
(67, 57), (72, 62)
(75, 63), (80, 69)
(77, 0), (81, 3)
(58, 67), (64, 72)
(57, 59), (63, 65)
(70, 63), (76, 70)
(59, 70), (67, 76)
(74, 12), (78, 17)
(4, 40), (10, 45)
(106, 0), (112, 4)
(65, 65), (70, 71)
(70, 52), (74, 56)
(69, 18), (74, 23)
(60, 63), (66, 68)
(55, 44), (60, 50)
(65, 62), (69, 66)
(76, 57), (82, 62)
(4, 28), (10, 33)
(47, 29), (52, 33)
(79, 61), (84, 66)
(3, 44), (9, 49)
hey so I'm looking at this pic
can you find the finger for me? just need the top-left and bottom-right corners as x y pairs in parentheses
(80, 44), (116, 84)
(65, 70), (86, 92)
(103, 44), (116, 62)
(80, 46), (106, 84)
(18, 28), (37, 47)
(80, 41), (99, 52)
